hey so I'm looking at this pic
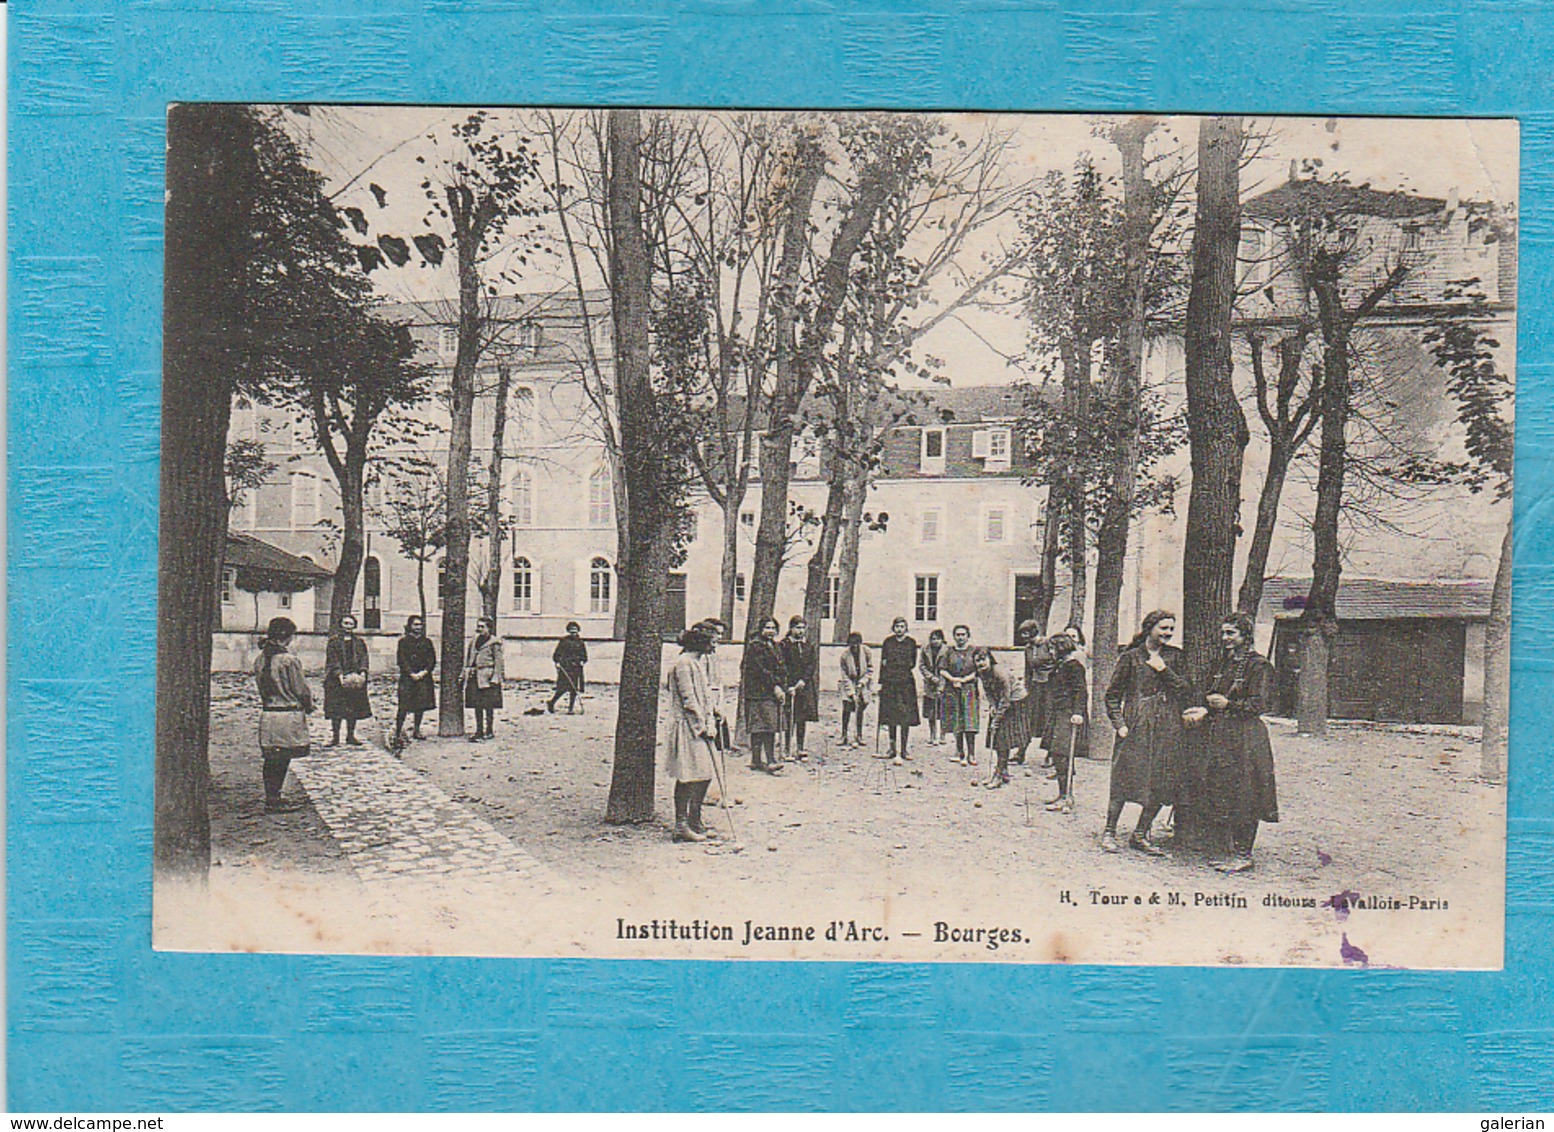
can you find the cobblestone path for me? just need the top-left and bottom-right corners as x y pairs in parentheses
(291, 743), (560, 890)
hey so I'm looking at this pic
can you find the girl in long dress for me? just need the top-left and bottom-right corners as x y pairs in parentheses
(548, 621), (589, 714)
(463, 617), (504, 741)
(1101, 610), (1193, 854)
(324, 613), (371, 746)
(254, 616), (314, 812)
(664, 625), (720, 843)
(393, 614), (436, 745)
(1190, 612), (1279, 873)
(780, 616), (821, 757)
(740, 617), (786, 775)
(1014, 619), (1054, 767)
(940, 624), (981, 766)
(1043, 629), (1089, 813)
(837, 631), (874, 748)
(918, 628), (949, 746)
(877, 616), (920, 764)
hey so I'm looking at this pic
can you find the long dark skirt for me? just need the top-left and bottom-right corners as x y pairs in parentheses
(324, 675), (372, 721)
(990, 697), (1033, 753)
(466, 680), (504, 710)
(398, 674), (436, 714)
(745, 694), (782, 735)
(554, 663), (586, 697)
(1022, 683), (1049, 748)
(879, 676), (920, 727)
(1108, 692), (1183, 808)
(1176, 715), (1278, 852)
(1046, 711), (1089, 762)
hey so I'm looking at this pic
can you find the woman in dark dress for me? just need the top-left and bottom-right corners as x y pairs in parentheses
(1190, 612), (1279, 873)
(741, 616), (786, 774)
(1043, 630), (1089, 814)
(1014, 619), (1053, 767)
(393, 614), (436, 745)
(918, 628), (949, 747)
(324, 613), (371, 746)
(877, 616), (920, 764)
(780, 616), (821, 757)
(1101, 610), (1192, 855)
(548, 621), (589, 714)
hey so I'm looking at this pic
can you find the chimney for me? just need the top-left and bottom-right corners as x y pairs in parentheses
(1289, 159), (1299, 183)
(1446, 185), (1460, 215)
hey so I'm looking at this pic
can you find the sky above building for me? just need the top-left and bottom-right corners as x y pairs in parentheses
(291, 108), (1517, 388)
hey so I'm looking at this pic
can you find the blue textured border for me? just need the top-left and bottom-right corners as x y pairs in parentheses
(8, 0), (1553, 1111)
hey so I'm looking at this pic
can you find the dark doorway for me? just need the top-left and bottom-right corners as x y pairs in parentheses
(363, 556), (382, 630)
(1272, 617), (1467, 724)
(1013, 574), (1043, 644)
(664, 573), (687, 640)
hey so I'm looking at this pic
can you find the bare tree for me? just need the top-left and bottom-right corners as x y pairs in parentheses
(1181, 116), (1247, 682)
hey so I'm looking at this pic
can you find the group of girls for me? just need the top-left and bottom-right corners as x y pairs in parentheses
(250, 612), (508, 811)
(1100, 609), (1279, 874)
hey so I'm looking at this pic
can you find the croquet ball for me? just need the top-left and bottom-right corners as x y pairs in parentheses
(767, 843), (778, 852)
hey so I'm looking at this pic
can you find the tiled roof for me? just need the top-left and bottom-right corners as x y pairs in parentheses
(1259, 576), (1492, 621)
(224, 532), (332, 579)
(1243, 180), (1448, 222)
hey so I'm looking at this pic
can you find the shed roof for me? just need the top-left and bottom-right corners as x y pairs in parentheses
(224, 532), (332, 580)
(1242, 180), (1449, 222)
(1259, 576), (1492, 621)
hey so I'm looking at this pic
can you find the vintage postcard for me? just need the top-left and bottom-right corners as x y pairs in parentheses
(152, 108), (1514, 969)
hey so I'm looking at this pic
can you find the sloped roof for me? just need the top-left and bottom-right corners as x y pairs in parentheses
(1243, 180), (1448, 222)
(1259, 576), (1491, 621)
(224, 532), (332, 579)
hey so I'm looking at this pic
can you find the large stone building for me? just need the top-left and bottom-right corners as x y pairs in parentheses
(224, 179), (1513, 722)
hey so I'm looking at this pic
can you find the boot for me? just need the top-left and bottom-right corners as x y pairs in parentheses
(689, 782), (718, 838)
(1101, 830), (1120, 853)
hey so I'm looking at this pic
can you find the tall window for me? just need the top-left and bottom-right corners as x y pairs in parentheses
(277, 591), (292, 610)
(986, 427), (1011, 466)
(436, 558), (448, 611)
(512, 556), (534, 613)
(588, 466), (613, 527)
(914, 575), (939, 623)
(220, 568), (236, 606)
(983, 506), (1007, 543)
(921, 508), (941, 544)
(735, 573), (747, 603)
(510, 467), (534, 528)
(438, 326), (458, 359)
(589, 557), (613, 614)
(921, 427), (946, 474)
(363, 556), (382, 629)
(822, 575), (841, 621)
(290, 471), (318, 529)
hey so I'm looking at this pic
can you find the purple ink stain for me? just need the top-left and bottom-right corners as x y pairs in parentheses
(1324, 890), (1361, 921)
(1316, 849), (1333, 866)
(1340, 933), (1369, 966)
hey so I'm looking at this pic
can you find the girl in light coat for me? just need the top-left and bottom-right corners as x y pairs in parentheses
(837, 631), (874, 748)
(664, 625), (720, 843)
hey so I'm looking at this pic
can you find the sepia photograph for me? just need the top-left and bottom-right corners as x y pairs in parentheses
(152, 107), (1515, 968)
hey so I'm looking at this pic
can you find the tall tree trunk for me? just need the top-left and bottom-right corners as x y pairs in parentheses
(604, 108), (671, 824)
(719, 493), (742, 632)
(802, 459), (850, 635)
(1298, 274), (1352, 735)
(746, 143), (825, 641)
(1035, 488), (1064, 634)
(611, 466), (631, 640)
(1181, 115), (1247, 683)
(329, 459), (367, 628)
(1060, 335), (1090, 631)
(832, 470), (867, 643)
(1090, 117), (1156, 756)
(416, 556), (427, 625)
(1236, 441), (1294, 618)
(481, 361), (512, 624)
(1480, 514), (1512, 782)
(156, 103), (255, 880)
(438, 198), (487, 737)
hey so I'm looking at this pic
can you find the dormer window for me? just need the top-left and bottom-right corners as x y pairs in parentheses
(974, 426), (1012, 472)
(921, 427), (946, 475)
(438, 326), (459, 359)
(1402, 224), (1423, 253)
